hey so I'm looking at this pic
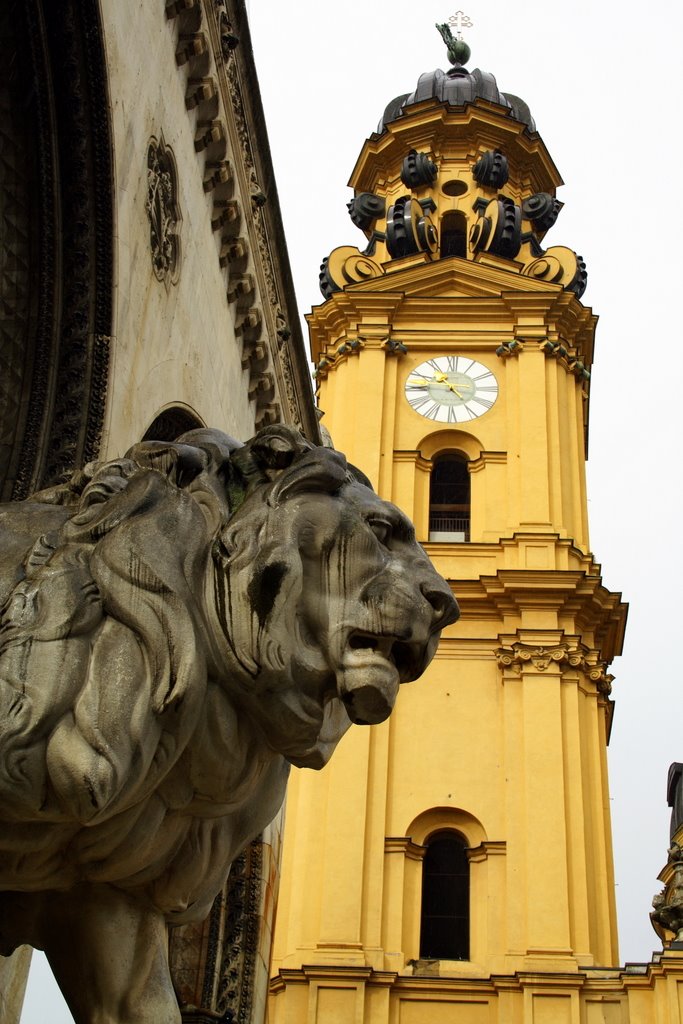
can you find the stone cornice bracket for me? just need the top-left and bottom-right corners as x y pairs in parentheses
(335, 338), (363, 356)
(587, 665), (614, 696)
(203, 159), (232, 193)
(165, 0), (199, 18)
(495, 339), (523, 359)
(314, 337), (370, 381)
(383, 337), (408, 355)
(194, 119), (226, 154)
(176, 32), (208, 67)
(541, 338), (591, 382)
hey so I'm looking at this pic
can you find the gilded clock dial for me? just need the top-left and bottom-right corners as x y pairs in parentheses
(404, 356), (499, 422)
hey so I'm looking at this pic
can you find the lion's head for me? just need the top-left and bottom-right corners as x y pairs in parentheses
(204, 427), (458, 767)
(0, 425), (457, 902)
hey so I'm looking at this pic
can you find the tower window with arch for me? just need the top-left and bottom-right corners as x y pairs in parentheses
(429, 453), (470, 541)
(420, 830), (470, 960)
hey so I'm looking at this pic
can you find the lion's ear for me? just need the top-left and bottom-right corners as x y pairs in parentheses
(267, 448), (348, 506)
(232, 425), (312, 483)
(124, 442), (208, 488)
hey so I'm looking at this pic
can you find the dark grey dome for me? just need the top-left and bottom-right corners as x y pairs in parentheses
(378, 66), (536, 133)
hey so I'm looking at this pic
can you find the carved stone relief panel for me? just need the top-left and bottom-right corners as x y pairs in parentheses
(146, 135), (182, 285)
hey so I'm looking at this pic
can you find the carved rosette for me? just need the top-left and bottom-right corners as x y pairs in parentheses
(495, 644), (613, 694)
(146, 136), (181, 285)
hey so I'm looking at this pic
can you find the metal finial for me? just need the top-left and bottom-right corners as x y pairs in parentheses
(448, 11), (474, 39)
(436, 12), (472, 66)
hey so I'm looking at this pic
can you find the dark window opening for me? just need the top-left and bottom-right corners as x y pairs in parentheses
(440, 211), (467, 259)
(142, 407), (203, 442)
(420, 832), (470, 960)
(429, 454), (470, 541)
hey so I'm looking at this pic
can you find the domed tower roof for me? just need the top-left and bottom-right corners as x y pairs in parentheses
(378, 23), (536, 133)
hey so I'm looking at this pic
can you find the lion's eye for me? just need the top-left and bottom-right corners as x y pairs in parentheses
(368, 519), (391, 546)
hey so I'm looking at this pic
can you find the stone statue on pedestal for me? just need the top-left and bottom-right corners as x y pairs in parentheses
(0, 425), (457, 1023)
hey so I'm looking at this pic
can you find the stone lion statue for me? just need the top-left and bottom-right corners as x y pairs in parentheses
(0, 425), (457, 1023)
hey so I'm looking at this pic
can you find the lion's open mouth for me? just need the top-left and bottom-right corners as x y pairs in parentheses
(347, 633), (420, 682)
(338, 632), (425, 726)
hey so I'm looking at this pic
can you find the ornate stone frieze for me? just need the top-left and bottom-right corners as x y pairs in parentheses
(496, 643), (613, 693)
(214, 839), (262, 1022)
(4, 0), (113, 498)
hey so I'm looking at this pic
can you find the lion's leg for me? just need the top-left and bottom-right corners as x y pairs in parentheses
(41, 884), (180, 1024)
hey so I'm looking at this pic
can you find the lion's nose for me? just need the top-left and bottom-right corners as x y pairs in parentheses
(420, 580), (459, 630)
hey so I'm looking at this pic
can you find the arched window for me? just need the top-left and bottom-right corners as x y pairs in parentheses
(440, 212), (467, 259)
(429, 453), (470, 541)
(420, 831), (470, 960)
(142, 406), (203, 442)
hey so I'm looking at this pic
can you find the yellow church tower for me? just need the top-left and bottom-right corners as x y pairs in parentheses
(266, 23), (683, 1023)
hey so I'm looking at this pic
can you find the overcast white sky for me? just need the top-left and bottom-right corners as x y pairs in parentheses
(19, 1), (683, 1019)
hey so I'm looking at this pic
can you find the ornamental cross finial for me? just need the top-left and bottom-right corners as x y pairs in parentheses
(435, 12), (472, 66)
(448, 10), (473, 38)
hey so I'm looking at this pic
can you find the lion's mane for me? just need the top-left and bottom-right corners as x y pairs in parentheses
(0, 426), (352, 914)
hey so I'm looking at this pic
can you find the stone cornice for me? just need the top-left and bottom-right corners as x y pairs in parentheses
(468, 841), (507, 863)
(425, 557), (626, 664)
(307, 267), (596, 369)
(469, 451), (507, 473)
(384, 837), (426, 861)
(272, 961), (683, 997)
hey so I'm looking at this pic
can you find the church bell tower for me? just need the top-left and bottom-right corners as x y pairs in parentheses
(270, 22), (629, 1023)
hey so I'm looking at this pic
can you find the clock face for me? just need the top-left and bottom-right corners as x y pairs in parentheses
(404, 356), (499, 423)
